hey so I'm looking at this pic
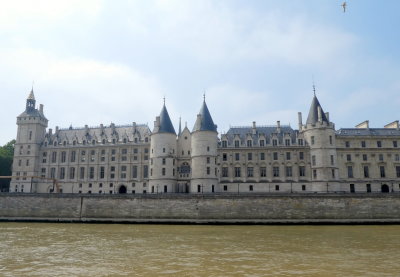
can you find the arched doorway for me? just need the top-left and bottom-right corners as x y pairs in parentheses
(118, 185), (127, 194)
(381, 184), (390, 193)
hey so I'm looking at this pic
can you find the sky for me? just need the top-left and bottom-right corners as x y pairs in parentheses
(1, 0), (400, 145)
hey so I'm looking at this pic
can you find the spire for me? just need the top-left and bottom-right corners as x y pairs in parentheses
(178, 117), (182, 135)
(306, 95), (328, 125)
(28, 87), (35, 100)
(157, 103), (176, 134)
(192, 99), (217, 132)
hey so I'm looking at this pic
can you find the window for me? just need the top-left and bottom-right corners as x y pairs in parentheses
(286, 152), (291, 160)
(162, 158), (166, 165)
(247, 167), (254, 177)
(162, 168), (166, 176)
(121, 166), (127, 178)
(80, 167), (85, 179)
(51, 151), (57, 163)
(50, 168), (56, 178)
(380, 166), (385, 178)
(346, 154), (351, 161)
(222, 141), (227, 148)
(42, 152), (47, 163)
(377, 141), (382, 148)
(198, 185), (201, 193)
(332, 169), (335, 178)
(132, 166), (138, 178)
(350, 184), (355, 193)
(298, 139), (304, 146)
(207, 157), (210, 164)
(275, 185), (279, 191)
(81, 150), (86, 162)
(302, 185), (306, 191)
(247, 153), (252, 161)
(285, 139), (290, 146)
(247, 140), (252, 147)
(222, 153), (227, 161)
(379, 154), (384, 161)
(89, 167), (94, 179)
(299, 152), (304, 160)
(347, 166), (353, 178)
(393, 141), (398, 148)
(71, 151), (76, 162)
(69, 167), (75, 179)
(29, 130), (32, 140)
(260, 153), (265, 160)
(329, 136), (332, 145)
(26, 159), (29, 166)
(313, 169), (317, 179)
(260, 140), (265, 147)
(311, 136), (315, 145)
(299, 166), (305, 177)
(260, 167), (266, 177)
(395, 154), (400, 161)
(312, 155), (316, 166)
(396, 166), (400, 178)
(61, 151), (66, 163)
(363, 154), (368, 161)
(222, 167), (228, 177)
(207, 146), (210, 152)
(345, 141), (350, 148)
(235, 153), (240, 161)
(143, 165), (148, 178)
(100, 167), (105, 179)
(223, 185), (228, 191)
(234, 167), (241, 177)
(206, 167), (210, 175)
(59, 167), (65, 179)
(110, 166), (115, 179)
(249, 185), (253, 191)
(330, 155), (334, 165)
(364, 166), (369, 178)
(235, 140), (240, 148)
(41, 168), (46, 178)
(286, 166), (292, 177)
(273, 167), (279, 177)
(366, 184), (371, 193)
(272, 139), (278, 146)
(273, 152), (278, 160)
(18, 159), (22, 166)
(361, 141), (366, 148)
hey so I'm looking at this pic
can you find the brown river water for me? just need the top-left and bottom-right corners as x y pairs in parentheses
(0, 223), (399, 277)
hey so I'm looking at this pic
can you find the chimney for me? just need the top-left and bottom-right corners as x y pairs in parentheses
(317, 106), (322, 122)
(298, 112), (302, 130)
(49, 128), (52, 136)
(325, 112), (329, 122)
(252, 121), (256, 135)
(55, 126), (59, 133)
(39, 104), (44, 113)
(132, 122), (136, 130)
(277, 121), (281, 133)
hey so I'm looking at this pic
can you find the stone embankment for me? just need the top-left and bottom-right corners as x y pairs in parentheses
(0, 193), (399, 224)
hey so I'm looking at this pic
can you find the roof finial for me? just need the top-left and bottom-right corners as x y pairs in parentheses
(312, 75), (316, 97)
(163, 96), (165, 106)
(31, 80), (34, 92)
(203, 89), (206, 102)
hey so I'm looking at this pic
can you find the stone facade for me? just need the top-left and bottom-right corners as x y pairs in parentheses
(10, 90), (400, 194)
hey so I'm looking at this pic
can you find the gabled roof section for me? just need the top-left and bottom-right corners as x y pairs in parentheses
(192, 100), (217, 132)
(158, 104), (176, 134)
(306, 95), (328, 125)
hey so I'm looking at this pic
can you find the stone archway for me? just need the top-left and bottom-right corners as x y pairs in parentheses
(381, 184), (390, 193)
(118, 185), (127, 194)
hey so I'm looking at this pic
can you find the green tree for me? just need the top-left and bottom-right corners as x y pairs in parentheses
(0, 139), (15, 192)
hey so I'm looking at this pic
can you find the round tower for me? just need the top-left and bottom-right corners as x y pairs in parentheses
(10, 89), (48, 193)
(190, 98), (218, 193)
(149, 102), (177, 193)
(301, 93), (339, 192)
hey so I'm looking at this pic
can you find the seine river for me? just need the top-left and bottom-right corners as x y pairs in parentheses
(1, 223), (399, 277)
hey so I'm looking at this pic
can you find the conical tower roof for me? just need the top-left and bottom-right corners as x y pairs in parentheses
(28, 88), (35, 100)
(306, 95), (328, 125)
(158, 104), (176, 134)
(192, 100), (217, 132)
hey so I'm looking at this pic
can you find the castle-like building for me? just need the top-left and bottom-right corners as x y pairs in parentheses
(10, 90), (400, 194)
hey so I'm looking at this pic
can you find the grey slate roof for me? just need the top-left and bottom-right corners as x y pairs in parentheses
(306, 95), (328, 124)
(192, 101), (217, 132)
(224, 126), (298, 145)
(46, 123), (150, 144)
(337, 128), (400, 136)
(157, 105), (176, 134)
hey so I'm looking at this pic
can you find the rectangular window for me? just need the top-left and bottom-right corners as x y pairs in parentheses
(313, 169), (317, 179)
(330, 155), (334, 165)
(299, 166), (305, 177)
(247, 153), (252, 161)
(332, 169), (335, 178)
(143, 165), (148, 178)
(50, 167), (56, 178)
(345, 141), (350, 148)
(234, 167), (241, 177)
(100, 167), (105, 179)
(299, 152), (304, 160)
(361, 141), (366, 148)
(206, 167), (210, 175)
(81, 150), (86, 162)
(121, 166), (127, 179)
(302, 185), (306, 191)
(329, 136), (332, 145)
(235, 153), (240, 161)
(275, 185), (279, 191)
(132, 166), (138, 178)
(286, 152), (291, 160)
(41, 168), (46, 178)
(162, 158), (166, 165)
(393, 141), (398, 148)
(273, 140), (278, 146)
(273, 152), (278, 160)
(59, 167), (65, 179)
(380, 166), (386, 178)
(247, 167), (254, 177)
(71, 151), (76, 162)
(80, 167), (85, 179)
(222, 141), (227, 148)
(395, 154), (400, 161)
(396, 166), (400, 178)
(366, 184), (371, 193)
(379, 154), (384, 161)
(346, 154), (351, 161)
(222, 153), (227, 161)
(260, 167), (266, 177)
(312, 155), (316, 166)
(363, 154), (368, 161)
(247, 140), (252, 147)
(69, 167), (75, 179)
(260, 153), (265, 160)
(260, 140), (265, 147)
(364, 166), (369, 178)
(347, 166), (353, 178)
(285, 139), (290, 146)
(207, 157), (210, 164)
(61, 151), (66, 163)
(162, 168), (166, 176)
(377, 141), (382, 148)
(222, 167), (228, 177)
(286, 166), (292, 177)
(235, 140), (240, 148)
(89, 167), (94, 179)
(51, 151), (57, 163)
(311, 136), (315, 145)
(249, 185), (253, 191)
(298, 139), (304, 146)
(273, 167), (279, 177)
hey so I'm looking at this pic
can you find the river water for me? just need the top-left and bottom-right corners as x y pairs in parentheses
(1, 223), (399, 277)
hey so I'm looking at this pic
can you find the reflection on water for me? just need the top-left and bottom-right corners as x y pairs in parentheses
(1, 223), (400, 277)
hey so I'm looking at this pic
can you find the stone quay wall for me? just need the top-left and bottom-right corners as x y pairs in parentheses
(0, 193), (399, 224)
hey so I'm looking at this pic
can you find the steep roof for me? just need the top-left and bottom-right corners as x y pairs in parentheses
(157, 105), (176, 134)
(306, 95), (328, 125)
(192, 101), (217, 132)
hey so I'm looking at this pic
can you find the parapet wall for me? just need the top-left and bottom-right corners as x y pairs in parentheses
(0, 193), (399, 224)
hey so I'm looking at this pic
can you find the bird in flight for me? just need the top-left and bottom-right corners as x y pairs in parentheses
(342, 1), (347, 13)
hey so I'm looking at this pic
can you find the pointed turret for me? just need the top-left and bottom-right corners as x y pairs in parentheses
(192, 100), (217, 132)
(306, 95), (328, 125)
(178, 117), (182, 136)
(154, 104), (176, 134)
(26, 88), (36, 112)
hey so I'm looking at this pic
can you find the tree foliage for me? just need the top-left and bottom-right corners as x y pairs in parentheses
(0, 140), (15, 191)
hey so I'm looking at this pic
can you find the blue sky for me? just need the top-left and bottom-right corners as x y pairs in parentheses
(1, 0), (400, 144)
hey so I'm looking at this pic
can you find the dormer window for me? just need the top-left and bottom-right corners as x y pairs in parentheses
(92, 140), (96, 145)
(222, 141), (227, 148)
(53, 141), (57, 146)
(73, 141), (76, 146)
(123, 138), (127, 143)
(234, 140), (240, 148)
(145, 137), (149, 142)
(102, 139), (106, 144)
(259, 140), (265, 147)
(247, 140), (252, 147)
(273, 139), (278, 146)
(112, 139), (116, 144)
(63, 141), (67, 146)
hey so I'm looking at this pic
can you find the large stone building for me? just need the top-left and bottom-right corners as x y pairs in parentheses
(10, 90), (400, 194)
